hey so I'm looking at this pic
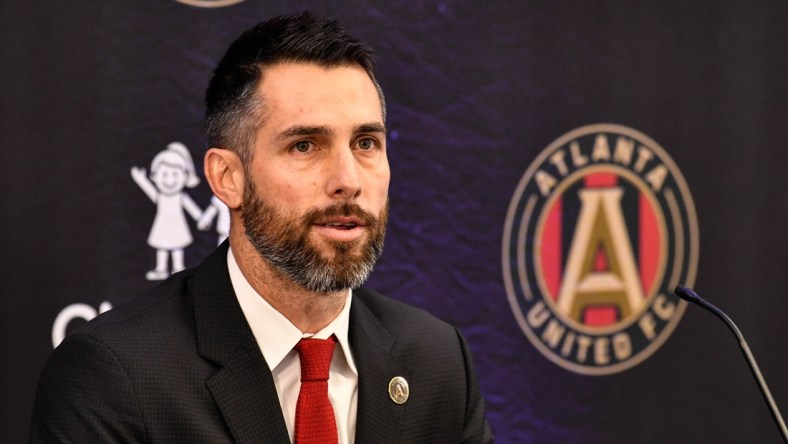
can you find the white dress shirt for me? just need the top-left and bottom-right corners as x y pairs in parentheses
(228, 248), (359, 444)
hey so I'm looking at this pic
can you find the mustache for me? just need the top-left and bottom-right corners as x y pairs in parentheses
(302, 202), (379, 226)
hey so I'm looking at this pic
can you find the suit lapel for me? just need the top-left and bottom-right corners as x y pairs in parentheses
(191, 243), (290, 444)
(350, 290), (409, 444)
(205, 338), (289, 443)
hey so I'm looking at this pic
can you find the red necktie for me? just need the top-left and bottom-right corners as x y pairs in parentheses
(294, 336), (338, 444)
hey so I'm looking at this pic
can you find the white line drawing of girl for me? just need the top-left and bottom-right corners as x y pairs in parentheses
(131, 142), (202, 280)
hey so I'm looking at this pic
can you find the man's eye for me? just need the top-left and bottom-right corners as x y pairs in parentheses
(358, 138), (376, 150)
(293, 141), (311, 153)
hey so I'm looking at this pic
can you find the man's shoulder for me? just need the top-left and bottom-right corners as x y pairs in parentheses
(74, 244), (230, 343)
(45, 271), (200, 373)
(30, 258), (233, 442)
(352, 287), (457, 338)
(77, 268), (196, 338)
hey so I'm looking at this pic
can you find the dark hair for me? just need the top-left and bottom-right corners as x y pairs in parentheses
(205, 11), (385, 164)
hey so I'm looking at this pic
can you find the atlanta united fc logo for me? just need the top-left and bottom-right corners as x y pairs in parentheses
(503, 124), (699, 375)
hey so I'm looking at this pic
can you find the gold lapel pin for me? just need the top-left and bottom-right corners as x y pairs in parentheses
(388, 376), (409, 404)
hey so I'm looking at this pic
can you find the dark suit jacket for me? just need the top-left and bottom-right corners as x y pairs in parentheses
(30, 243), (494, 443)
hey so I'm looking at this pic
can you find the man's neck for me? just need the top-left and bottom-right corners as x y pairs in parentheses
(229, 234), (347, 334)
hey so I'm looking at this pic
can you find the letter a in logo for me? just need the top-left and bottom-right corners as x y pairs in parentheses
(557, 186), (644, 324)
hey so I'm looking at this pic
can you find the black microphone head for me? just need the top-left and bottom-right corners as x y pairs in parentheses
(674, 285), (701, 304)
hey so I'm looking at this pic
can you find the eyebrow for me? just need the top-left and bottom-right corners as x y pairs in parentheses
(354, 122), (387, 135)
(275, 125), (333, 141)
(274, 122), (387, 142)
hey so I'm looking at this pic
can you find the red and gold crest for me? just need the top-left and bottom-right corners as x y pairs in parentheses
(503, 124), (699, 375)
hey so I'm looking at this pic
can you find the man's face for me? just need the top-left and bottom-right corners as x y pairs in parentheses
(241, 62), (390, 293)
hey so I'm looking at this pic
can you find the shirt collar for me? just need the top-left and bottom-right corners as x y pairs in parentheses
(227, 247), (357, 375)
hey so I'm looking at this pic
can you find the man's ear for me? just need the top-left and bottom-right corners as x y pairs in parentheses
(204, 148), (245, 210)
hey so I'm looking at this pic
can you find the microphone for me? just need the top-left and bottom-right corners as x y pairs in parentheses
(675, 285), (788, 443)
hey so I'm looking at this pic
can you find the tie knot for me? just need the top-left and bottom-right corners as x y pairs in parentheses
(295, 336), (337, 381)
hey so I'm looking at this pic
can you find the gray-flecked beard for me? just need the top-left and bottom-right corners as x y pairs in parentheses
(241, 178), (387, 293)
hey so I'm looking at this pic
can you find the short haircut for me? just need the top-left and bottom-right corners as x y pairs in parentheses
(205, 11), (385, 164)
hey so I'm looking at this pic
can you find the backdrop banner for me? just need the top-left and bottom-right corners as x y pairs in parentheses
(3, 1), (788, 442)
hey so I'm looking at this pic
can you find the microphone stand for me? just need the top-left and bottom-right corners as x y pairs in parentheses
(675, 285), (788, 443)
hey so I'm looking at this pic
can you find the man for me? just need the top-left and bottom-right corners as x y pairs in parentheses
(30, 12), (493, 443)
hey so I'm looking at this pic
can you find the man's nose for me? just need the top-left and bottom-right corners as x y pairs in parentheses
(325, 147), (362, 200)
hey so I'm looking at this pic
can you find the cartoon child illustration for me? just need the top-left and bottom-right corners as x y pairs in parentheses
(131, 142), (202, 280)
(197, 195), (230, 246)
